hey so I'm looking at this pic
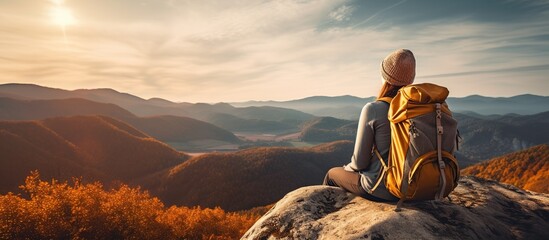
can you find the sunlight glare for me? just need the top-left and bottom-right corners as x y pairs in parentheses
(51, 6), (75, 27)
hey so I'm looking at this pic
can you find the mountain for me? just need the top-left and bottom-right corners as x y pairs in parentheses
(0, 83), (315, 133)
(232, 94), (549, 119)
(40, 116), (187, 180)
(454, 112), (549, 166)
(461, 144), (549, 193)
(137, 141), (354, 211)
(0, 115), (188, 193)
(300, 117), (356, 142)
(0, 121), (100, 193)
(0, 97), (241, 145)
(243, 176), (549, 239)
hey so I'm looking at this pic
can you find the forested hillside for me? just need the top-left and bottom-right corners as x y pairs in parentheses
(0, 116), (187, 193)
(461, 144), (549, 193)
(138, 141), (354, 211)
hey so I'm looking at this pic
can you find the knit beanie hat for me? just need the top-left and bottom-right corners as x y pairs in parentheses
(381, 49), (416, 86)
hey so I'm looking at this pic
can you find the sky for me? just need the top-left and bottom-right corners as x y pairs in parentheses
(0, 0), (548, 103)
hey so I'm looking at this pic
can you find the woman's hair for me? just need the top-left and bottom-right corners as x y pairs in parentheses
(377, 81), (402, 99)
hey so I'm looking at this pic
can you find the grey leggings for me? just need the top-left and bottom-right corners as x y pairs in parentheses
(323, 167), (385, 201)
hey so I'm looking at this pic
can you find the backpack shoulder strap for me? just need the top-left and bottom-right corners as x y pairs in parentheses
(377, 97), (393, 104)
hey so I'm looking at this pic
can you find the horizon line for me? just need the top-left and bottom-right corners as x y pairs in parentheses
(0, 82), (547, 104)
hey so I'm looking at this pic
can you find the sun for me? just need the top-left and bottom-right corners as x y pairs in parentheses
(49, 0), (76, 42)
(50, 6), (76, 27)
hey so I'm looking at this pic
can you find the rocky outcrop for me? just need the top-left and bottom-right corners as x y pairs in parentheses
(242, 176), (549, 240)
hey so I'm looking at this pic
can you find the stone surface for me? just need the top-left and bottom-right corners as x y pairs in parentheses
(242, 176), (549, 240)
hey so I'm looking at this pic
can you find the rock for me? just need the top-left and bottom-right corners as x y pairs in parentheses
(242, 176), (549, 240)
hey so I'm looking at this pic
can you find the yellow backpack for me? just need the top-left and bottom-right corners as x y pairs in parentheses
(375, 83), (459, 211)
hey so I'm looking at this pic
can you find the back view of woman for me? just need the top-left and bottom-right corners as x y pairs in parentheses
(323, 49), (416, 201)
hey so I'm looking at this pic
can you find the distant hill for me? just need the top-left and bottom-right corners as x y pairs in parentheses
(232, 95), (374, 120)
(0, 97), (241, 144)
(129, 115), (240, 143)
(0, 116), (188, 193)
(0, 83), (314, 133)
(447, 94), (549, 115)
(2, 83), (547, 121)
(137, 141), (354, 211)
(232, 94), (549, 119)
(461, 144), (549, 193)
(300, 117), (356, 142)
(205, 112), (297, 133)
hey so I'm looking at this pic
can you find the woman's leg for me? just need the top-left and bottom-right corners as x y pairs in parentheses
(323, 167), (387, 201)
(323, 167), (367, 196)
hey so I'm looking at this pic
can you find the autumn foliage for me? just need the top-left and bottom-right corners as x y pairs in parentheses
(0, 172), (262, 240)
(461, 144), (549, 193)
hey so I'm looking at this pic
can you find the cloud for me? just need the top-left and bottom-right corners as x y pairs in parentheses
(350, 0), (407, 28)
(0, 0), (548, 102)
(421, 64), (549, 79)
(329, 5), (354, 22)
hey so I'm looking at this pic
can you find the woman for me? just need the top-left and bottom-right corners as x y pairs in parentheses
(323, 49), (416, 201)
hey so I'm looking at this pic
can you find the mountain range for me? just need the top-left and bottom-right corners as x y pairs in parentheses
(0, 97), (240, 150)
(232, 94), (549, 119)
(2, 83), (547, 125)
(1, 82), (547, 213)
(0, 83), (313, 134)
(2, 83), (547, 162)
(1, 112), (547, 213)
